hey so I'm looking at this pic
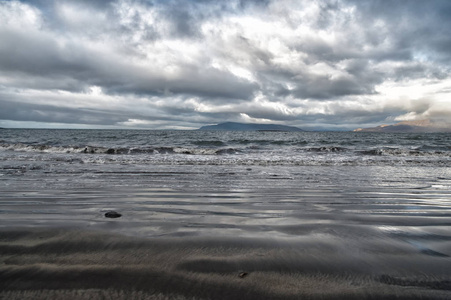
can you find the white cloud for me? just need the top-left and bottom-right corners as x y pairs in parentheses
(0, 0), (450, 130)
(0, 1), (42, 29)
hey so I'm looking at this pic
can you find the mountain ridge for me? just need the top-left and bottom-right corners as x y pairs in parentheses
(198, 122), (305, 132)
(354, 119), (451, 133)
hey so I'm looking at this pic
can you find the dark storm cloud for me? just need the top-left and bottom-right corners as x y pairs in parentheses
(105, 65), (258, 100)
(292, 76), (373, 100)
(351, 0), (451, 61)
(0, 0), (450, 129)
(0, 100), (128, 125)
(157, 1), (207, 38)
(0, 29), (89, 83)
(0, 16), (256, 100)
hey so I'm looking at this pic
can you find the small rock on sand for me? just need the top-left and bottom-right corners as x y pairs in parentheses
(105, 211), (122, 218)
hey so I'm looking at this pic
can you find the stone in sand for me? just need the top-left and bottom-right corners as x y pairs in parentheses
(105, 211), (122, 218)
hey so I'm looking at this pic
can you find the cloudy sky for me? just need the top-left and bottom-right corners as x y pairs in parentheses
(0, 0), (450, 130)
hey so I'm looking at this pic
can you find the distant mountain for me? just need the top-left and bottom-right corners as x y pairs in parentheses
(198, 122), (305, 132)
(354, 120), (451, 133)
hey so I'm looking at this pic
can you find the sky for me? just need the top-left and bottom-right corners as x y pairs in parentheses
(0, 0), (450, 130)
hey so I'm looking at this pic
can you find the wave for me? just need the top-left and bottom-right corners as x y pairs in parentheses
(192, 140), (226, 147)
(358, 148), (450, 157)
(0, 142), (83, 154)
(0, 143), (239, 156)
(417, 145), (451, 151)
(1, 142), (450, 159)
(229, 139), (308, 146)
(306, 146), (348, 152)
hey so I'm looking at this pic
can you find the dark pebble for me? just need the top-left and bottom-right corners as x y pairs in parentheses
(105, 211), (122, 218)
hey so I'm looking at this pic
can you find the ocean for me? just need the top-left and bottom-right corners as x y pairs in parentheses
(1, 129), (451, 298)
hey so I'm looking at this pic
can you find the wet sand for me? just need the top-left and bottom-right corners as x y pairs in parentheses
(1, 228), (451, 300)
(1, 164), (451, 299)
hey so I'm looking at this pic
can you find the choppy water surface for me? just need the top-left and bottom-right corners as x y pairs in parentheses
(1, 129), (450, 167)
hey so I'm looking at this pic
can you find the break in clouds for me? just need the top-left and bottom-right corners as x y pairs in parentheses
(0, 0), (450, 130)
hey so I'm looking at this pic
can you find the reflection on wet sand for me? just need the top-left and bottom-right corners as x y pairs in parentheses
(1, 179), (450, 299)
(1, 228), (450, 300)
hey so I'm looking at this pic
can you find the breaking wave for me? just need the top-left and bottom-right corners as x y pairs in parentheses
(1, 142), (450, 158)
(0, 143), (239, 156)
(306, 146), (348, 152)
(0, 130), (449, 168)
(358, 148), (450, 157)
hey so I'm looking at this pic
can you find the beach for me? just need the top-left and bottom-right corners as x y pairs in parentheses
(2, 0), (451, 297)
(1, 226), (450, 300)
(1, 177), (451, 299)
(1, 130), (451, 299)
